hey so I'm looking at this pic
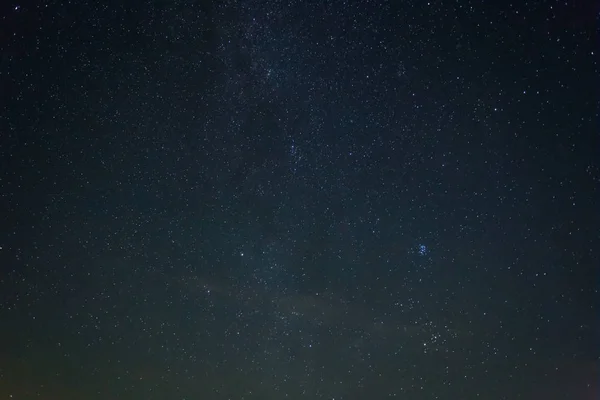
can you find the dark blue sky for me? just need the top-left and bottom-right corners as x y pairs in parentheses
(0, 0), (598, 399)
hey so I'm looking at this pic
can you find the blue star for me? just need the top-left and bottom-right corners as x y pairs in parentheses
(418, 244), (428, 256)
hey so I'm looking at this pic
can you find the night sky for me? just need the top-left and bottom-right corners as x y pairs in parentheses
(0, 1), (598, 399)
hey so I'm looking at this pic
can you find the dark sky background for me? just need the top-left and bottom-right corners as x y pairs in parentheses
(0, 0), (598, 399)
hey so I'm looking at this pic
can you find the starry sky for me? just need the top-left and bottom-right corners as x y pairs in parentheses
(0, 0), (598, 399)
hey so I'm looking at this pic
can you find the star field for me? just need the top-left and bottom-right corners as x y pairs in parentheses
(0, 0), (598, 399)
